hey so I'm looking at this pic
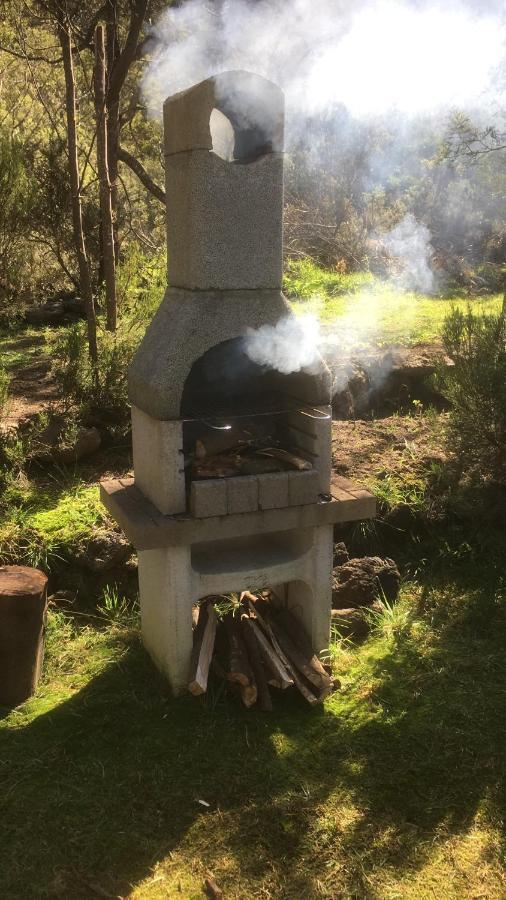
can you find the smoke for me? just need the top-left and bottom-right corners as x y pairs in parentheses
(143, 0), (504, 389)
(242, 215), (435, 379)
(380, 215), (436, 293)
(242, 315), (321, 375)
(142, 0), (505, 136)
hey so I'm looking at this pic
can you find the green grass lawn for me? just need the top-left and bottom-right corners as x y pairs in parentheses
(284, 260), (503, 346)
(1, 567), (505, 899)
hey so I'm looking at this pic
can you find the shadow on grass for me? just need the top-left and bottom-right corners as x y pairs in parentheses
(1, 564), (506, 898)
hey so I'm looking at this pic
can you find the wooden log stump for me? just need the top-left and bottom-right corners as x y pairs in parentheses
(0, 566), (48, 707)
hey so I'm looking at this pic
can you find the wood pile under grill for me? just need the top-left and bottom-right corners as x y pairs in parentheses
(189, 592), (339, 708)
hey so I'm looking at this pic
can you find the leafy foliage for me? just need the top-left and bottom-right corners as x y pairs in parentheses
(442, 308), (506, 483)
(51, 248), (165, 422)
(0, 129), (37, 309)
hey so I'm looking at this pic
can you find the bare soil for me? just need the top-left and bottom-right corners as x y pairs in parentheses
(332, 414), (447, 484)
(2, 334), (58, 429)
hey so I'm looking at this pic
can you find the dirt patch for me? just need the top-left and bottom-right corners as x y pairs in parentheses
(3, 358), (58, 428)
(332, 414), (448, 484)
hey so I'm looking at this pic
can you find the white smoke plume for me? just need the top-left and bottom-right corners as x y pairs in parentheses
(243, 315), (321, 374)
(142, 0), (505, 134)
(380, 215), (436, 294)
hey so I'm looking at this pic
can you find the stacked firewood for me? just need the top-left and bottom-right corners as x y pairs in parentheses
(188, 591), (339, 709)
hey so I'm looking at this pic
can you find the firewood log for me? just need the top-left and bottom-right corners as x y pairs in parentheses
(245, 617), (293, 689)
(270, 620), (332, 694)
(188, 602), (217, 696)
(246, 600), (320, 706)
(224, 612), (254, 687)
(256, 447), (312, 471)
(240, 615), (273, 711)
(271, 608), (332, 686)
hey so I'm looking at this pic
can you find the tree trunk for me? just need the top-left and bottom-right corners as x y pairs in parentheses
(106, 0), (149, 259)
(58, 21), (98, 363)
(105, 7), (120, 262)
(94, 24), (117, 332)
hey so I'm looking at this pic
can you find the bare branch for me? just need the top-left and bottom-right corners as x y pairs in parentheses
(117, 145), (165, 204)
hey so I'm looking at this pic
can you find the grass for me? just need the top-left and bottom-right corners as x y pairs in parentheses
(284, 260), (503, 346)
(1, 569), (505, 899)
(0, 479), (109, 569)
(0, 325), (49, 370)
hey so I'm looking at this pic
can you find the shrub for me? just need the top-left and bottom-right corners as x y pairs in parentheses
(0, 130), (37, 311)
(441, 307), (506, 483)
(51, 248), (166, 424)
(52, 321), (138, 424)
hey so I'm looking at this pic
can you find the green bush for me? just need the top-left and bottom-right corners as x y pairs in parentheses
(52, 320), (137, 424)
(441, 307), (506, 483)
(51, 248), (166, 424)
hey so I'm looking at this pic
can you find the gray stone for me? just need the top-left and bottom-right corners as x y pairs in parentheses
(288, 470), (320, 506)
(165, 150), (283, 290)
(163, 72), (285, 291)
(163, 71), (284, 158)
(226, 474), (258, 514)
(190, 478), (228, 518)
(55, 427), (101, 463)
(258, 471), (289, 510)
(128, 287), (332, 420)
(331, 602), (382, 638)
(77, 529), (132, 572)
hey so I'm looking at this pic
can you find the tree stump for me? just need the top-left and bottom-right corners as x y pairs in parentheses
(0, 566), (48, 707)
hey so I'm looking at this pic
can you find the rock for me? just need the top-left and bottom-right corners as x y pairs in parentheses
(25, 295), (85, 325)
(61, 295), (85, 317)
(37, 414), (66, 448)
(329, 344), (453, 418)
(384, 503), (424, 531)
(31, 420), (101, 464)
(25, 301), (66, 325)
(332, 556), (401, 609)
(77, 529), (132, 572)
(333, 541), (349, 567)
(331, 601), (382, 637)
(54, 427), (101, 463)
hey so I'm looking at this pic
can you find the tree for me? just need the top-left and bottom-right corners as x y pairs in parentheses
(58, 14), (98, 363)
(441, 111), (506, 313)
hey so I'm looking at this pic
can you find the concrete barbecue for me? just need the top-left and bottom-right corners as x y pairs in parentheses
(101, 70), (375, 694)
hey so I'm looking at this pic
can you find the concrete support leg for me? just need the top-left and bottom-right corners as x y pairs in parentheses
(286, 524), (333, 654)
(137, 546), (194, 695)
